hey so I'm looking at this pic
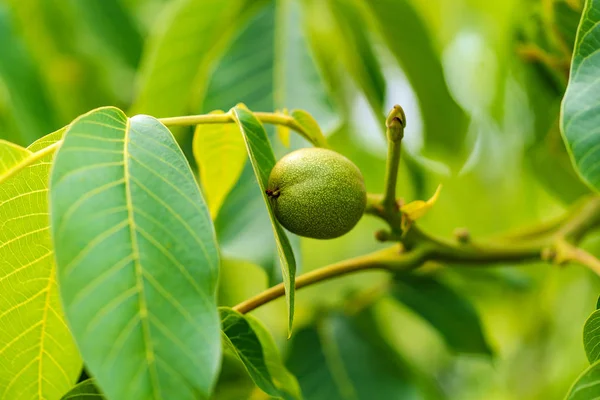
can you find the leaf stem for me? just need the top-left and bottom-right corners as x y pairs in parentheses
(158, 111), (317, 146)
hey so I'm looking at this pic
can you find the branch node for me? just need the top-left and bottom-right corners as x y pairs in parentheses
(453, 227), (471, 244)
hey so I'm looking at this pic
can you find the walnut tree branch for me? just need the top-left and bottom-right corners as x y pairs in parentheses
(233, 195), (600, 315)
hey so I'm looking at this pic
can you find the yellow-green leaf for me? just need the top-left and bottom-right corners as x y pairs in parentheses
(193, 111), (247, 219)
(401, 184), (442, 221)
(0, 129), (81, 400)
(276, 109), (291, 148)
(290, 109), (328, 148)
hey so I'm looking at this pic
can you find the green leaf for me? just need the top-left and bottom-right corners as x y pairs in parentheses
(49, 107), (221, 399)
(193, 111), (247, 219)
(554, 0), (584, 52)
(561, 0), (600, 191)
(566, 360), (600, 400)
(201, 0), (337, 132)
(286, 312), (421, 400)
(231, 105), (296, 334)
(67, 0), (143, 67)
(391, 274), (492, 355)
(0, 129), (82, 399)
(220, 308), (302, 399)
(131, 0), (259, 117)
(61, 379), (104, 400)
(1, 0), (118, 127)
(302, 0), (386, 117)
(584, 309), (600, 363)
(0, 4), (58, 144)
(363, 0), (470, 161)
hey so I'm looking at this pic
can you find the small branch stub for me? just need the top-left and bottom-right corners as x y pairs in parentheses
(386, 104), (406, 142)
(454, 228), (471, 244)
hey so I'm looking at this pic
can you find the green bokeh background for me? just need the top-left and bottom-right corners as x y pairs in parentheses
(0, 0), (596, 398)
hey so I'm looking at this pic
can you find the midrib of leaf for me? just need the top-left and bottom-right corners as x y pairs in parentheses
(36, 273), (52, 399)
(0, 141), (61, 186)
(122, 118), (161, 397)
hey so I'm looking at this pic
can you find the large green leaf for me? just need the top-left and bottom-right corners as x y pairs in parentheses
(67, 0), (143, 68)
(61, 379), (104, 400)
(2, 0), (117, 128)
(391, 274), (492, 355)
(286, 312), (421, 400)
(560, 0), (600, 191)
(584, 309), (600, 363)
(231, 106), (296, 333)
(220, 308), (301, 399)
(131, 0), (259, 117)
(201, 0), (337, 132)
(363, 0), (470, 161)
(0, 129), (82, 399)
(49, 107), (221, 399)
(566, 360), (600, 399)
(193, 111), (247, 219)
(0, 4), (58, 145)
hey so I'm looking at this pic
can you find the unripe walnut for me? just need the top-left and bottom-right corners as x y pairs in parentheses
(266, 148), (367, 239)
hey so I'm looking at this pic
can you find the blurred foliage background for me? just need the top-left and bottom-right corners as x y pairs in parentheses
(0, 0), (597, 398)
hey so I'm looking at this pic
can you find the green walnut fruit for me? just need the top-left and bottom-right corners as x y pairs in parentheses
(266, 147), (367, 239)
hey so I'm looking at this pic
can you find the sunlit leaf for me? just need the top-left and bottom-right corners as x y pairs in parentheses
(286, 312), (422, 399)
(0, 129), (82, 399)
(218, 258), (268, 307)
(220, 308), (301, 399)
(49, 107), (221, 399)
(364, 0), (470, 161)
(132, 0), (259, 117)
(193, 111), (247, 219)
(390, 274), (492, 355)
(560, 0), (600, 191)
(231, 105), (296, 334)
(61, 379), (104, 400)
